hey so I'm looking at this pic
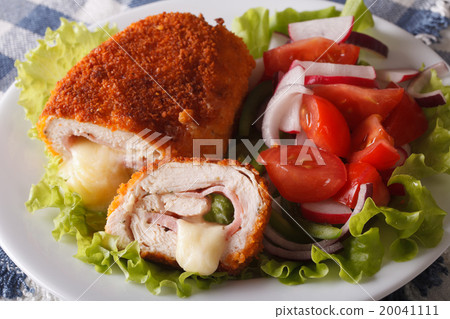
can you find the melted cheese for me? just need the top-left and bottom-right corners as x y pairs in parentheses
(176, 219), (226, 275)
(60, 138), (132, 211)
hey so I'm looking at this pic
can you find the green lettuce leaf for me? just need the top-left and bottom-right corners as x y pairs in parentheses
(389, 238), (418, 262)
(260, 252), (329, 285)
(15, 19), (118, 124)
(392, 153), (440, 180)
(388, 175), (447, 249)
(231, 7), (270, 59)
(409, 69), (450, 175)
(340, 0), (374, 31)
(314, 227), (384, 283)
(269, 6), (340, 35)
(26, 153), (106, 240)
(75, 231), (228, 297)
(350, 174), (446, 261)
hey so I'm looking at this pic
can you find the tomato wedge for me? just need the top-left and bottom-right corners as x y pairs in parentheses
(351, 114), (394, 152)
(263, 37), (360, 77)
(383, 82), (428, 146)
(312, 84), (404, 129)
(350, 140), (400, 171)
(300, 94), (351, 158)
(333, 162), (390, 208)
(258, 145), (347, 203)
(349, 114), (400, 170)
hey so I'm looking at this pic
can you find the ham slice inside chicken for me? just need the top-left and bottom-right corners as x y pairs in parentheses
(141, 185), (243, 239)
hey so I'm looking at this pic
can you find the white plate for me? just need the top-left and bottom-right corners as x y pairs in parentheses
(0, 0), (449, 301)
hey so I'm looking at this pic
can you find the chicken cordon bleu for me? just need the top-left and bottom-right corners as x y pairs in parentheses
(36, 12), (255, 210)
(105, 158), (271, 275)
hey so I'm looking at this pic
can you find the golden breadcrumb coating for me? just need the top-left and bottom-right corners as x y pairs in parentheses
(38, 12), (255, 157)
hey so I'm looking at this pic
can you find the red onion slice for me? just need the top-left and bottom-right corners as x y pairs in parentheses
(290, 60), (377, 87)
(345, 31), (388, 57)
(393, 146), (409, 168)
(400, 144), (411, 156)
(264, 224), (339, 251)
(407, 61), (450, 107)
(263, 237), (344, 261)
(288, 16), (354, 44)
(413, 92), (446, 108)
(277, 63), (307, 88)
(262, 65), (311, 146)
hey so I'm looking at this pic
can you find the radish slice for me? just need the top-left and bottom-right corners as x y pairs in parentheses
(294, 61), (376, 79)
(407, 62), (450, 107)
(300, 200), (353, 225)
(345, 31), (388, 57)
(262, 65), (311, 146)
(288, 16), (354, 44)
(305, 75), (377, 87)
(262, 184), (373, 260)
(268, 32), (290, 50)
(291, 61), (377, 87)
(376, 68), (420, 83)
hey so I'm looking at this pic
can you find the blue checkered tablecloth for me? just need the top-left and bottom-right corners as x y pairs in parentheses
(0, 0), (449, 301)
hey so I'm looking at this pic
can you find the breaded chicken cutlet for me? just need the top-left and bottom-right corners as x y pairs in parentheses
(36, 12), (255, 210)
(105, 157), (272, 275)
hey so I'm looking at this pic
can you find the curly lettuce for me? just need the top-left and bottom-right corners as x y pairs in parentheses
(407, 70), (450, 175)
(232, 7), (270, 59)
(15, 19), (118, 125)
(75, 231), (228, 297)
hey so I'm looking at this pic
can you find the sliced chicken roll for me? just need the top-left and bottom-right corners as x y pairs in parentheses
(105, 158), (271, 275)
(37, 12), (255, 210)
